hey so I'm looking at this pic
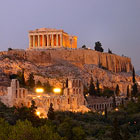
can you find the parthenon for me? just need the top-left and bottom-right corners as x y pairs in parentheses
(28, 28), (77, 49)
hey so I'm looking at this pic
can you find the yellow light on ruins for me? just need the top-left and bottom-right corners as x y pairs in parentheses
(35, 88), (44, 93)
(53, 88), (61, 94)
(36, 111), (40, 116)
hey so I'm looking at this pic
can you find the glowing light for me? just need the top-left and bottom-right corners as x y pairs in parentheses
(35, 88), (44, 93)
(102, 111), (105, 115)
(115, 108), (119, 111)
(86, 93), (89, 97)
(36, 111), (40, 116)
(53, 88), (61, 94)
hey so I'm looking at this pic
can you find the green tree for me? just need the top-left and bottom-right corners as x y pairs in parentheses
(113, 95), (116, 109)
(88, 77), (96, 96)
(96, 79), (100, 94)
(131, 83), (138, 97)
(27, 73), (35, 89)
(123, 128), (130, 140)
(82, 45), (86, 49)
(94, 41), (104, 52)
(105, 105), (108, 119)
(30, 100), (37, 114)
(17, 69), (26, 87)
(115, 84), (120, 96)
(43, 82), (54, 93)
(111, 118), (122, 140)
(72, 127), (86, 140)
(127, 85), (130, 98)
(8, 48), (13, 51)
(36, 80), (42, 87)
(132, 67), (136, 84)
(58, 118), (73, 140)
(47, 103), (55, 120)
(0, 118), (11, 140)
(108, 48), (112, 54)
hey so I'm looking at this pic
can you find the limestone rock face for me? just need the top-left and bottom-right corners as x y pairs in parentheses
(5, 49), (132, 73)
(0, 49), (138, 95)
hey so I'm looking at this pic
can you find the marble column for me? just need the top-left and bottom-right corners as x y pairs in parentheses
(42, 35), (44, 47)
(60, 34), (63, 47)
(38, 35), (40, 47)
(52, 34), (54, 47)
(33, 35), (35, 48)
(47, 34), (49, 47)
(56, 34), (58, 46)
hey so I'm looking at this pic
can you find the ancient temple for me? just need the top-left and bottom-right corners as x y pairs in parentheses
(28, 28), (77, 49)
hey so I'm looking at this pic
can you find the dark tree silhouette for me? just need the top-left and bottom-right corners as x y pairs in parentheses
(94, 41), (104, 52)
(30, 100), (37, 114)
(96, 79), (100, 94)
(16, 69), (26, 87)
(131, 83), (138, 97)
(115, 84), (120, 96)
(27, 73), (35, 89)
(108, 48), (112, 54)
(111, 118), (122, 140)
(132, 67), (136, 84)
(8, 48), (13, 51)
(82, 45), (86, 49)
(127, 85), (130, 98)
(113, 95), (116, 109)
(47, 103), (55, 120)
(105, 105), (108, 119)
(88, 77), (96, 96)
(36, 80), (42, 87)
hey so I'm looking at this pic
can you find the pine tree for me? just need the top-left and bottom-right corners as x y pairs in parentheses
(88, 77), (96, 96)
(96, 79), (100, 94)
(105, 105), (108, 119)
(127, 85), (130, 98)
(36, 80), (42, 87)
(132, 83), (138, 97)
(123, 128), (130, 140)
(17, 69), (26, 87)
(108, 48), (112, 54)
(111, 118), (122, 140)
(113, 95), (116, 109)
(132, 67), (136, 84)
(47, 103), (55, 120)
(115, 84), (120, 96)
(27, 73), (35, 89)
(30, 100), (37, 114)
(94, 41), (104, 52)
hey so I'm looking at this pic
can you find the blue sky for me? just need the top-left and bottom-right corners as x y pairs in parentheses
(0, 0), (140, 70)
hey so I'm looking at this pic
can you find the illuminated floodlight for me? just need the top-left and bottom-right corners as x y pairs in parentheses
(36, 111), (40, 116)
(53, 88), (61, 94)
(35, 88), (44, 93)
(102, 111), (105, 115)
(115, 108), (119, 111)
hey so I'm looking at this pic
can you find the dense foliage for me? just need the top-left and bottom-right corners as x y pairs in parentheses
(94, 41), (104, 52)
(0, 98), (140, 140)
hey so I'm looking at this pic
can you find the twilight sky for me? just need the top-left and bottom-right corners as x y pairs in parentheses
(0, 0), (140, 70)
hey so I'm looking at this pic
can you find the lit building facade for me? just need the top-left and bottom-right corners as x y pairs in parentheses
(28, 28), (77, 49)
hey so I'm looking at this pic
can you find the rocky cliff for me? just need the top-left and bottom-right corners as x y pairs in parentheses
(0, 49), (138, 94)
(3, 49), (132, 73)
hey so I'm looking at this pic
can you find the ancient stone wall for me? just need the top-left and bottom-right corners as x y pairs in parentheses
(5, 49), (132, 73)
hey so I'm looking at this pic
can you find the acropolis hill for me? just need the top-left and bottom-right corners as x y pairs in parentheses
(0, 48), (138, 95)
(0, 28), (139, 96)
